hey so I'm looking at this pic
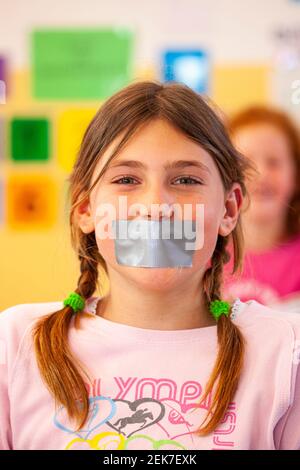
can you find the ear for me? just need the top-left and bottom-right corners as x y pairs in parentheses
(218, 183), (243, 237)
(75, 198), (95, 234)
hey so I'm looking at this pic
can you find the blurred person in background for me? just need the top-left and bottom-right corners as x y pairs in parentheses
(223, 106), (300, 312)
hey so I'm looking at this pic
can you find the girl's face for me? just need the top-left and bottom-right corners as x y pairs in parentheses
(232, 123), (296, 224)
(77, 118), (241, 292)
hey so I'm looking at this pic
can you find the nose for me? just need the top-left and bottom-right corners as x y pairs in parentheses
(133, 181), (175, 220)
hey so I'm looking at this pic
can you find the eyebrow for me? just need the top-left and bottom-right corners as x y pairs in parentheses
(107, 159), (211, 174)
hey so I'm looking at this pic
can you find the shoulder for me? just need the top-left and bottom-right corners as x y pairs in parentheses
(275, 232), (300, 258)
(235, 300), (300, 420)
(235, 299), (300, 374)
(0, 301), (64, 360)
(0, 300), (63, 329)
(236, 299), (300, 338)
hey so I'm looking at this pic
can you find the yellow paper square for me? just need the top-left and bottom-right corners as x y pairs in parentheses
(57, 108), (97, 172)
(212, 64), (271, 114)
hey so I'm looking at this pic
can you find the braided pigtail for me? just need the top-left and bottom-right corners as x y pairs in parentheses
(193, 233), (246, 436)
(32, 232), (101, 431)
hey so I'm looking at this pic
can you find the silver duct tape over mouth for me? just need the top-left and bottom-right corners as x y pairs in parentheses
(112, 219), (197, 268)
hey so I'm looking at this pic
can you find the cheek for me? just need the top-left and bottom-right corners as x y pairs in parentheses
(277, 169), (296, 200)
(249, 168), (295, 200)
(261, 168), (295, 203)
(95, 237), (116, 265)
(94, 212), (117, 265)
(190, 204), (222, 267)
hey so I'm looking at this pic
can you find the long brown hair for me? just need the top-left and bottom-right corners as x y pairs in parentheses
(32, 80), (253, 437)
(228, 105), (300, 238)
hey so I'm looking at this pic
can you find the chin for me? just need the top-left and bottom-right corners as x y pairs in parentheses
(118, 265), (193, 291)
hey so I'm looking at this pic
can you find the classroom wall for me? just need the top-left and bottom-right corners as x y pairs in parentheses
(0, 0), (299, 310)
(2, 0), (300, 65)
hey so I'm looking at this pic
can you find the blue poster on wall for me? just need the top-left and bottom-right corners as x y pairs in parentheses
(162, 49), (210, 94)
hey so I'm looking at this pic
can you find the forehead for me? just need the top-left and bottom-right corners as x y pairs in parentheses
(233, 123), (291, 154)
(92, 118), (217, 177)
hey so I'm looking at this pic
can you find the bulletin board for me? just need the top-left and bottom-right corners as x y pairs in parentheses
(0, 27), (135, 309)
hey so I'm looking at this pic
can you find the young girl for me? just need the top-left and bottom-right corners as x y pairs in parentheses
(223, 106), (300, 311)
(1, 81), (300, 450)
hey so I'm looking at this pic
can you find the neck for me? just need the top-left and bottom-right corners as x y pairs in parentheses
(96, 269), (217, 330)
(243, 212), (288, 252)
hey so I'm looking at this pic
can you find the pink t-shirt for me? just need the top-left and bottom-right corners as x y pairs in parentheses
(223, 233), (300, 305)
(0, 296), (300, 450)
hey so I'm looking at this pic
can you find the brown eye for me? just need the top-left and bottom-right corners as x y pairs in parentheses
(173, 177), (203, 185)
(112, 176), (139, 184)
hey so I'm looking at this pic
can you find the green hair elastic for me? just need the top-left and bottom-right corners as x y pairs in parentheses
(209, 299), (231, 321)
(63, 292), (85, 313)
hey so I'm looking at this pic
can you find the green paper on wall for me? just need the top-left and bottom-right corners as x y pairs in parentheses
(31, 28), (134, 100)
(11, 118), (49, 162)
(0, 118), (4, 162)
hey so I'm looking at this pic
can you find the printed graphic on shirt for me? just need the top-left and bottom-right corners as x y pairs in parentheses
(53, 376), (237, 450)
